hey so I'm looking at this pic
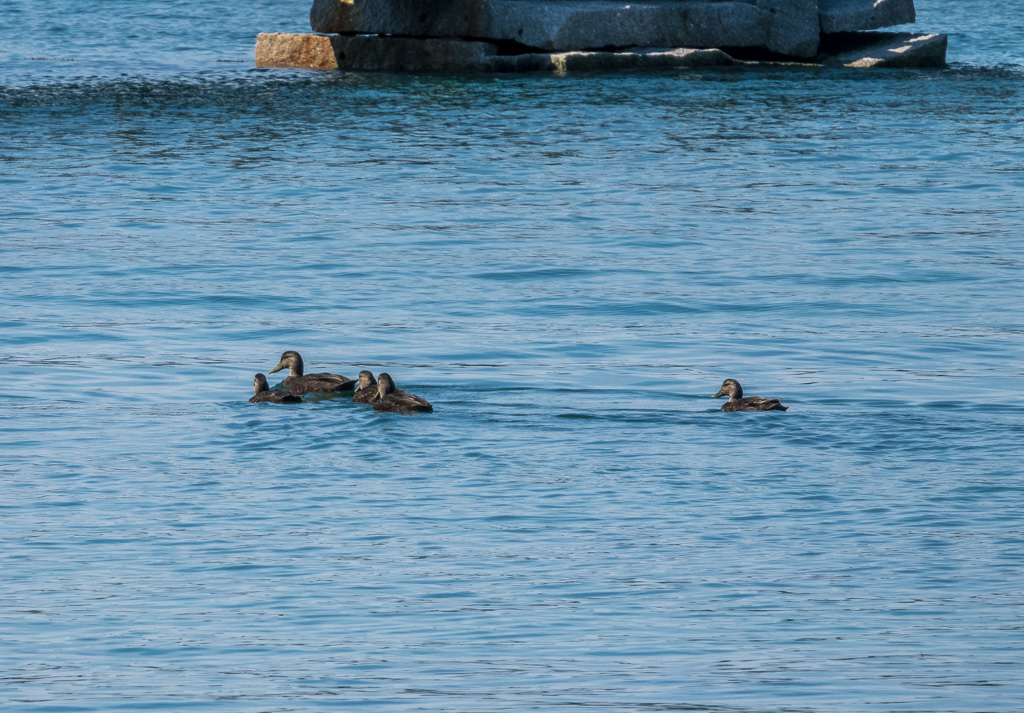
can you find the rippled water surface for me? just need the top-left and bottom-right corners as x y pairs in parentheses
(2, 1), (1023, 711)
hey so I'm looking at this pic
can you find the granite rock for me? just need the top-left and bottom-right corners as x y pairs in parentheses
(818, 0), (916, 33)
(820, 31), (946, 68)
(255, 32), (341, 70)
(310, 0), (820, 58)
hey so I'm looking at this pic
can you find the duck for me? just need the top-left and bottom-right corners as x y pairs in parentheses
(268, 350), (356, 396)
(352, 370), (379, 403)
(249, 373), (302, 403)
(713, 378), (788, 412)
(372, 372), (433, 413)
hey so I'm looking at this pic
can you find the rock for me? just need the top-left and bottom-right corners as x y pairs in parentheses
(255, 32), (340, 70)
(818, 0), (916, 33)
(820, 31), (947, 68)
(309, 0), (821, 58)
(255, 32), (735, 72)
(337, 35), (500, 72)
(494, 47), (735, 72)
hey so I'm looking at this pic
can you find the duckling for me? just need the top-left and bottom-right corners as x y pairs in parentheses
(268, 350), (356, 396)
(249, 373), (302, 404)
(713, 378), (788, 412)
(372, 372), (433, 413)
(352, 370), (379, 403)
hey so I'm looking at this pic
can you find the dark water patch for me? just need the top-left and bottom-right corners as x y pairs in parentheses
(471, 267), (602, 281)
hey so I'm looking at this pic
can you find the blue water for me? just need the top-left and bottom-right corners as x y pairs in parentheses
(2, 1), (1023, 711)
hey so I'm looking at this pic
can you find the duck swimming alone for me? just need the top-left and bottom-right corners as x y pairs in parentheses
(268, 350), (356, 396)
(352, 370), (379, 403)
(713, 378), (788, 412)
(372, 372), (433, 413)
(249, 373), (302, 403)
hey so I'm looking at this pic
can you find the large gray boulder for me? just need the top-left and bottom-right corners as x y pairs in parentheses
(310, 0), (821, 58)
(818, 0), (915, 33)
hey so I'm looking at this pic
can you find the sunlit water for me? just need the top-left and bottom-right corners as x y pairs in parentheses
(2, 1), (1023, 711)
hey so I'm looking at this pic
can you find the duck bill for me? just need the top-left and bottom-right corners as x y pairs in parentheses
(268, 363), (285, 374)
(712, 389), (725, 399)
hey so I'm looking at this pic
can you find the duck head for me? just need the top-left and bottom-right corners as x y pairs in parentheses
(376, 372), (396, 400)
(357, 370), (377, 390)
(269, 350), (303, 377)
(713, 379), (743, 401)
(253, 373), (271, 395)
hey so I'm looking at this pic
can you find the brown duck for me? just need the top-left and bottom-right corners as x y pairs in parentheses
(373, 373), (433, 413)
(249, 373), (302, 403)
(268, 350), (356, 396)
(352, 370), (379, 403)
(713, 379), (788, 412)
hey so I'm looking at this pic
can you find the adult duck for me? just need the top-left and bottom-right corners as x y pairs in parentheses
(268, 350), (356, 396)
(373, 373), (433, 413)
(713, 379), (788, 412)
(249, 373), (302, 403)
(352, 371), (379, 403)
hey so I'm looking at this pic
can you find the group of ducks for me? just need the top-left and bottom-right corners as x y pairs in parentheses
(249, 351), (788, 414)
(249, 351), (433, 413)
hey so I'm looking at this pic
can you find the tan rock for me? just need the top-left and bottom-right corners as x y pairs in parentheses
(255, 32), (340, 70)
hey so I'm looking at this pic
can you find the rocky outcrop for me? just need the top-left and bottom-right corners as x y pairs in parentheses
(818, 0), (915, 33)
(310, 0), (822, 58)
(256, 0), (946, 72)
